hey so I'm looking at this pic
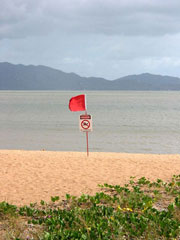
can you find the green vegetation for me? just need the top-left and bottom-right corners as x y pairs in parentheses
(0, 175), (179, 239)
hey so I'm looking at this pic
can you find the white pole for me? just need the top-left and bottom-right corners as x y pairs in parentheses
(85, 94), (87, 111)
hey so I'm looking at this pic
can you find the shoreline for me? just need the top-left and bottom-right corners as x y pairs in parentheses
(0, 150), (179, 205)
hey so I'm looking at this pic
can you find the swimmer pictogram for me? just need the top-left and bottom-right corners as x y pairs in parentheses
(79, 115), (92, 132)
(81, 119), (90, 129)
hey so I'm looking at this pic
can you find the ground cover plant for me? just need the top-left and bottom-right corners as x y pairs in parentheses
(0, 175), (179, 240)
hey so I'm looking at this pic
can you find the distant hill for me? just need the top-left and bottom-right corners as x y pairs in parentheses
(0, 62), (180, 90)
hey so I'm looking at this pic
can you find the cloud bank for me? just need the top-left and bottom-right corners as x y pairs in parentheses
(1, 0), (180, 79)
(1, 0), (180, 39)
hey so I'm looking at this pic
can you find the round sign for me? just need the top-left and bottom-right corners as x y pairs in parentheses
(81, 119), (90, 130)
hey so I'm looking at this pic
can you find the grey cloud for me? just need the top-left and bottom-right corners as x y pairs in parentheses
(1, 0), (180, 39)
(1, 0), (180, 80)
(42, 0), (180, 36)
(0, 0), (54, 39)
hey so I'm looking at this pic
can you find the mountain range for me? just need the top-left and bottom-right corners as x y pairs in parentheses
(0, 62), (180, 90)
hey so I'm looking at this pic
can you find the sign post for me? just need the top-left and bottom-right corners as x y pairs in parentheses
(79, 113), (92, 156)
(69, 94), (92, 157)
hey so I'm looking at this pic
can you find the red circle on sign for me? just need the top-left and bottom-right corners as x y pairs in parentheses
(81, 120), (90, 129)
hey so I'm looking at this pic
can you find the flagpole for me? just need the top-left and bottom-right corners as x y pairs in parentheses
(85, 110), (89, 157)
(69, 94), (90, 157)
(85, 95), (89, 157)
(86, 131), (89, 157)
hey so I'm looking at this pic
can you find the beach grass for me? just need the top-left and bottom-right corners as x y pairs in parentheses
(0, 175), (179, 240)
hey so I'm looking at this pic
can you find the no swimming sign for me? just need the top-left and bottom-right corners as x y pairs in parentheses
(79, 115), (92, 132)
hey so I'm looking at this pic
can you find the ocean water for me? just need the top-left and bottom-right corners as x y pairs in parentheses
(0, 91), (179, 154)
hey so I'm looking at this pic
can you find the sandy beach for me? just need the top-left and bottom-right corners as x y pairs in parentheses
(0, 150), (179, 205)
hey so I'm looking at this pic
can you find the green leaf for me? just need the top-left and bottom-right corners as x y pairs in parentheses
(51, 196), (60, 202)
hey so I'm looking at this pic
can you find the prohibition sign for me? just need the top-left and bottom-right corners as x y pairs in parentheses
(81, 119), (90, 130)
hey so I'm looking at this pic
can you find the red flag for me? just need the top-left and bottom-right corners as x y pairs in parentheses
(69, 94), (86, 111)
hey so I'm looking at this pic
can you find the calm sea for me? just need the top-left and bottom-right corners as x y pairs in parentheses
(0, 91), (179, 154)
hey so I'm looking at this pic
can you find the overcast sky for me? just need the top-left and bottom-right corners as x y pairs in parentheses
(1, 0), (180, 79)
